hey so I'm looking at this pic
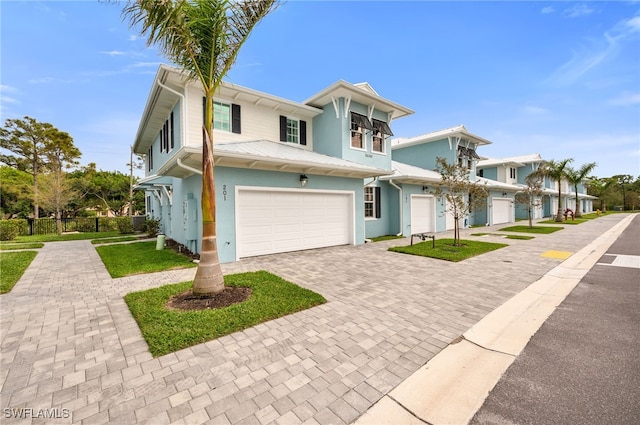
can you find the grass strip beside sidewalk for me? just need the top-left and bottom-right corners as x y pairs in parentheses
(95, 241), (196, 278)
(0, 251), (38, 294)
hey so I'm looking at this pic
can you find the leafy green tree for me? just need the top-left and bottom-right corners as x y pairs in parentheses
(433, 157), (488, 246)
(565, 162), (597, 217)
(515, 173), (544, 228)
(127, 147), (145, 217)
(0, 166), (33, 218)
(538, 158), (573, 222)
(89, 170), (134, 217)
(0, 116), (81, 218)
(612, 174), (633, 211)
(38, 128), (81, 234)
(123, 0), (280, 295)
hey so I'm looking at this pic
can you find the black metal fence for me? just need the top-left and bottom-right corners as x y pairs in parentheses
(5, 216), (148, 236)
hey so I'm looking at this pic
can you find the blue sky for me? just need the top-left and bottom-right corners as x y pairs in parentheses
(1, 0), (639, 178)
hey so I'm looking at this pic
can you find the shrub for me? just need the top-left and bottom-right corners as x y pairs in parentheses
(116, 217), (135, 234)
(0, 220), (21, 241)
(142, 218), (161, 237)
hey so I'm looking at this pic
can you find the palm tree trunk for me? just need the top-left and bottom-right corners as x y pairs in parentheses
(555, 184), (563, 222)
(192, 127), (225, 296)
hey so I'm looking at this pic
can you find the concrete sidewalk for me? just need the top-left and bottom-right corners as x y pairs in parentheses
(354, 214), (635, 425)
(0, 214), (632, 425)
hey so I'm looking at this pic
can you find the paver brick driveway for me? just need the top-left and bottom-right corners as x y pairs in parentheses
(0, 215), (624, 424)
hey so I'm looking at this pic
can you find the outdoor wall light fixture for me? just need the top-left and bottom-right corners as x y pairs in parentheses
(300, 174), (309, 187)
(502, 192), (508, 197)
(422, 186), (429, 193)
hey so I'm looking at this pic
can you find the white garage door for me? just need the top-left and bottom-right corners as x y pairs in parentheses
(236, 188), (353, 258)
(410, 195), (435, 233)
(492, 198), (512, 225)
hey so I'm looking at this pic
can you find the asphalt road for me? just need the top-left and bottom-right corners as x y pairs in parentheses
(470, 214), (640, 425)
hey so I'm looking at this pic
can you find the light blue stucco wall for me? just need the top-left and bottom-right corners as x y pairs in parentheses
(392, 138), (480, 179)
(312, 98), (393, 171)
(165, 167), (367, 263)
(145, 101), (181, 177)
(364, 180), (399, 238)
(312, 103), (344, 159)
(480, 167), (498, 181)
(392, 139), (453, 171)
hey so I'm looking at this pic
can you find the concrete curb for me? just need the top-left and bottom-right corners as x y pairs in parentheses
(352, 214), (635, 425)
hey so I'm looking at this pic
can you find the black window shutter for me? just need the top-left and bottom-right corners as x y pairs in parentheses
(231, 104), (241, 134)
(159, 128), (164, 153)
(300, 120), (307, 145)
(170, 112), (174, 149)
(375, 187), (381, 218)
(279, 115), (287, 142)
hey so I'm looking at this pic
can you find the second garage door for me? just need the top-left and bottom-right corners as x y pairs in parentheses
(410, 195), (435, 233)
(236, 188), (353, 258)
(492, 198), (512, 225)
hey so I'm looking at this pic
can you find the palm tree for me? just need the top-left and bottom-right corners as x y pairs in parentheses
(538, 159), (573, 222)
(123, 0), (279, 295)
(565, 162), (597, 217)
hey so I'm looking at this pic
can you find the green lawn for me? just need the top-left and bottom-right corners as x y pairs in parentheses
(0, 242), (44, 250)
(389, 238), (508, 262)
(538, 219), (589, 225)
(91, 236), (142, 245)
(499, 225), (564, 234)
(125, 271), (326, 356)
(96, 241), (197, 278)
(11, 231), (121, 243)
(471, 233), (534, 240)
(0, 251), (38, 294)
(369, 235), (404, 242)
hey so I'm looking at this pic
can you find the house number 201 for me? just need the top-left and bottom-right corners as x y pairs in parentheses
(222, 185), (227, 201)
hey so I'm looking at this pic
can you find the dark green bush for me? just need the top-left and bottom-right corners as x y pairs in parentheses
(116, 217), (135, 234)
(142, 218), (161, 237)
(0, 220), (21, 241)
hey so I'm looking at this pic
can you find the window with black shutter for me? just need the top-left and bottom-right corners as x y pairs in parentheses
(231, 104), (241, 134)
(280, 115), (306, 145)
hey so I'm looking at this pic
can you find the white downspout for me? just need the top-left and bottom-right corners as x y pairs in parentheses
(177, 158), (202, 175)
(388, 179), (403, 236)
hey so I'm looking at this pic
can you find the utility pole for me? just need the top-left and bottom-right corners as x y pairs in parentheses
(129, 145), (134, 217)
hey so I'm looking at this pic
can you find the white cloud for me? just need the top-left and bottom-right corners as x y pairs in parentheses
(541, 6), (555, 15)
(544, 14), (639, 86)
(522, 105), (549, 115)
(129, 34), (141, 41)
(563, 4), (595, 18)
(0, 84), (19, 94)
(101, 50), (126, 56)
(607, 92), (640, 106)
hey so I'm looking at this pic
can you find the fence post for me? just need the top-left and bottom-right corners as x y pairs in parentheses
(28, 218), (34, 236)
(95, 217), (99, 232)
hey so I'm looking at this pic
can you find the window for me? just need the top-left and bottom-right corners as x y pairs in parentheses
(364, 187), (374, 217)
(203, 98), (241, 134)
(213, 101), (230, 132)
(372, 131), (384, 153)
(350, 112), (373, 150)
(286, 118), (299, 143)
(510, 167), (516, 179)
(364, 186), (381, 218)
(371, 119), (393, 154)
(159, 112), (174, 153)
(478, 169), (484, 177)
(279, 116), (307, 145)
(147, 147), (153, 171)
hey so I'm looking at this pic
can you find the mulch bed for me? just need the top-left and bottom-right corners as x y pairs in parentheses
(166, 287), (252, 311)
